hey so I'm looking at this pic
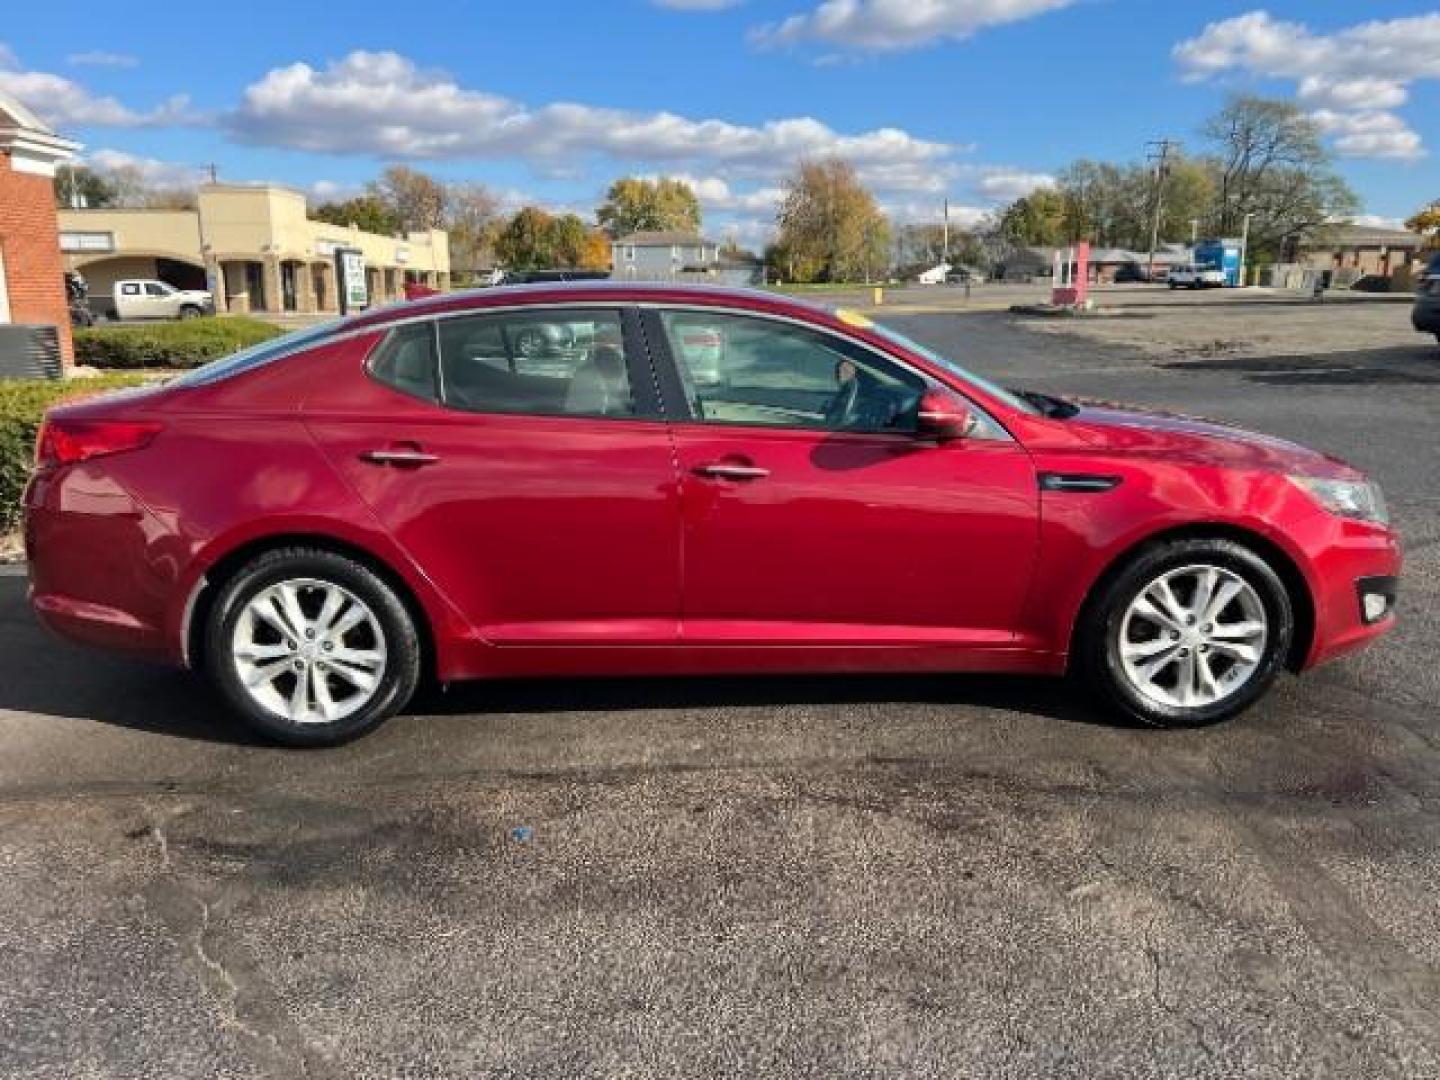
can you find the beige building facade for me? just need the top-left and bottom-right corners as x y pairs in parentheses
(59, 184), (450, 316)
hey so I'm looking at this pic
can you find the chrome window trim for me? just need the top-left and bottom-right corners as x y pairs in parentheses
(192, 298), (1013, 441)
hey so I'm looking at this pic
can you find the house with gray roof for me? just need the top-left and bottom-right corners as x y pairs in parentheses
(612, 231), (721, 282)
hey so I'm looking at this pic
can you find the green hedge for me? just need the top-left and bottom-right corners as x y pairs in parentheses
(75, 316), (283, 370)
(0, 376), (152, 533)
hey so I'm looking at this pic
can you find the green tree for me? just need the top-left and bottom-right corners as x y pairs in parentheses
(1406, 201), (1440, 249)
(493, 208), (610, 270)
(1202, 95), (1357, 256)
(997, 188), (1070, 247)
(597, 177), (702, 238)
(312, 195), (402, 235)
(772, 159), (890, 283)
(53, 165), (119, 209)
(495, 207), (557, 270)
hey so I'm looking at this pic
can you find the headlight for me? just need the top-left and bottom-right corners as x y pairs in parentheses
(1289, 475), (1389, 525)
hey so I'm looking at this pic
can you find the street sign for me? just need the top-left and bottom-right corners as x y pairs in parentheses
(335, 247), (367, 315)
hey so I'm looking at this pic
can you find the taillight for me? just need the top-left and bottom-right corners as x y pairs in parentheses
(35, 418), (162, 470)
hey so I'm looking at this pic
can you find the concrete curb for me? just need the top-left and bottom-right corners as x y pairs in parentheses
(0, 564), (26, 577)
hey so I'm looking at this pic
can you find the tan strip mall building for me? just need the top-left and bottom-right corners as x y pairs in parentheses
(59, 184), (450, 316)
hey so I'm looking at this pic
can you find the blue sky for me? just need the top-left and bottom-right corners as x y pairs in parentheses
(3, 0), (1436, 243)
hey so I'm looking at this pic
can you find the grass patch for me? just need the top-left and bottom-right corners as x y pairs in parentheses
(75, 316), (283, 370)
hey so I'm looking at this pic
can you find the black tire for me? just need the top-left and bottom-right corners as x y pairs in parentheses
(179, 305), (203, 320)
(1075, 537), (1294, 729)
(204, 547), (421, 746)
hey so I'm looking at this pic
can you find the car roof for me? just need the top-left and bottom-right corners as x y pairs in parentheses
(347, 282), (829, 333)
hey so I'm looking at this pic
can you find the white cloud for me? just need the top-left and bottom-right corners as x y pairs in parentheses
(975, 169), (1054, 201)
(1308, 109), (1424, 161)
(1297, 75), (1406, 111)
(85, 149), (207, 188)
(0, 43), (192, 129)
(753, 0), (1076, 51)
(1173, 11), (1439, 159)
(645, 173), (785, 214)
(883, 198), (992, 229)
(227, 50), (954, 191)
(67, 51), (140, 69)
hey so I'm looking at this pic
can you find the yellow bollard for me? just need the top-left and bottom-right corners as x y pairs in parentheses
(873, 286), (884, 306)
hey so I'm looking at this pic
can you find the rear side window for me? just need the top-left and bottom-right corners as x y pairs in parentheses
(368, 323), (438, 401)
(436, 308), (634, 419)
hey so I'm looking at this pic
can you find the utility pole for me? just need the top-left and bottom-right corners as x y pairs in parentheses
(1145, 139), (1179, 281)
(942, 198), (950, 265)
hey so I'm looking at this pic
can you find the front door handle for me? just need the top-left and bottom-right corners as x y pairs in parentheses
(693, 462), (769, 481)
(360, 448), (440, 468)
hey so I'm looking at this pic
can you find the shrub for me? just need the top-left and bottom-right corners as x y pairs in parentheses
(75, 317), (283, 370)
(0, 375), (152, 533)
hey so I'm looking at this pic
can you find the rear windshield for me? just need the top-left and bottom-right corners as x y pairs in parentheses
(171, 320), (343, 387)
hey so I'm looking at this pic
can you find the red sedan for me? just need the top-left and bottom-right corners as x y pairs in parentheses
(24, 284), (1400, 745)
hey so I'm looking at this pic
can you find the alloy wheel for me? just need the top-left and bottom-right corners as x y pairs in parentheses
(231, 577), (388, 725)
(1117, 563), (1268, 710)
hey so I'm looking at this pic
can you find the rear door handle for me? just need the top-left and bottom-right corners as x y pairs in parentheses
(359, 448), (440, 468)
(693, 462), (769, 481)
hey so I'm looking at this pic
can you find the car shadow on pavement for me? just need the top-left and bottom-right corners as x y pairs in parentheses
(0, 578), (1121, 745)
(414, 671), (1120, 729)
(1160, 345), (1440, 386)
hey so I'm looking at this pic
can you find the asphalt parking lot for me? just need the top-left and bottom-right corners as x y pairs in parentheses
(2, 291), (1438, 1078)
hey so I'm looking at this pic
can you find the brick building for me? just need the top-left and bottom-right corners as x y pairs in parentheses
(0, 91), (80, 367)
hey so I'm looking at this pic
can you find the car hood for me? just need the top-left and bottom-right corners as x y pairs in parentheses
(1060, 402), (1357, 478)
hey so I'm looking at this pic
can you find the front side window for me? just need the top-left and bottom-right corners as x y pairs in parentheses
(144, 282), (174, 296)
(658, 310), (923, 433)
(437, 308), (635, 419)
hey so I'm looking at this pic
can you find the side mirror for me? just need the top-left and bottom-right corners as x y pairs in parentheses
(916, 391), (974, 442)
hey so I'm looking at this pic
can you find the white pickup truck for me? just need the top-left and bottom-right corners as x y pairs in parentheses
(107, 279), (215, 321)
(1167, 264), (1228, 290)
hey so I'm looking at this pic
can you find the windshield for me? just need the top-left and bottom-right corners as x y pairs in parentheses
(171, 319), (344, 387)
(865, 320), (1041, 415)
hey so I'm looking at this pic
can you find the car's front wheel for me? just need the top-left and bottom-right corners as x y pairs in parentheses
(1077, 538), (1294, 728)
(205, 547), (421, 746)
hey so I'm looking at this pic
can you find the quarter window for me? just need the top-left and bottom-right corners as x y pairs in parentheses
(436, 309), (635, 419)
(368, 323), (438, 401)
(658, 311), (923, 433)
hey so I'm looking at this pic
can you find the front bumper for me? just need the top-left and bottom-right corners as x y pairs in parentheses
(1300, 518), (1402, 670)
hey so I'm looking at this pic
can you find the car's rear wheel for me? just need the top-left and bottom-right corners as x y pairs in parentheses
(205, 548), (421, 746)
(1077, 538), (1294, 728)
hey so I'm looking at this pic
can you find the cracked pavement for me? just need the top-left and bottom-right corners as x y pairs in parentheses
(1, 292), (1438, 1078)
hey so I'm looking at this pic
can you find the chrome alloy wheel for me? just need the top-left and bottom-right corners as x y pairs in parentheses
(1117, 564), (1269, 710)
(231, 578), (387, 725)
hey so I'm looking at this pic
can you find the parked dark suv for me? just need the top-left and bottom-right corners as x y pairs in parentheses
(1414, 253), (1440, 345)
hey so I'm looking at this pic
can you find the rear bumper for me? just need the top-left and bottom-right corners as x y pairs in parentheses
(23, 465), (181, 664)
(1301, 519), (1402, 670)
